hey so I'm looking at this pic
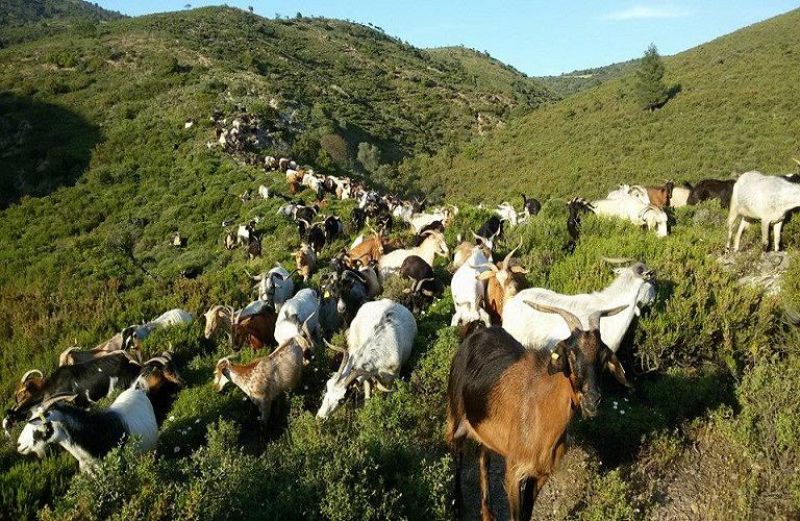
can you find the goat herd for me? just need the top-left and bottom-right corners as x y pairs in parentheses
(6, 134), (800, 518)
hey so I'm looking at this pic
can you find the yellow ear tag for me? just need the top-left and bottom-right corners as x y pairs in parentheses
(551, 352), (560, 360)
(38, 413), (46, 423)
(324, 291), (330, 298)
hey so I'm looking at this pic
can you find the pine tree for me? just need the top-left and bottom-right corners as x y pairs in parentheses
(633, 44), (669, 111)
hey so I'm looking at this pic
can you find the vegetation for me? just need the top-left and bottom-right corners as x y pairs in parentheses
(412, 9), (800, 203)
(0, 1), (799, 519)
(534, 59), (638, 99)
(632, 44), (669, 111)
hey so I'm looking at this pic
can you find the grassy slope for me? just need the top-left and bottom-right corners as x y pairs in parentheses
(412, 8), (800, 203)
(534, 58), (638, 98)
(0, 0), (124, 47)
(0, 5), (798, 521)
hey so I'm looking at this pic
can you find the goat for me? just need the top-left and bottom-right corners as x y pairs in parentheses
(125, 308), (194, 350)
(478, 244), (528, 325)
(231, 306), (279, 351)
(503, 261), (656, 362)
(317, 299), (417, 419)
(17, 389), (158, 472)
(413, 220), (445, 246)
(726, 170), (800, 252)
(4, 351), (145, 432)
(237, 221), (255, 245)
(451, 244), (493, 327)
(327, 269), (371, 326)
(477, 215), (504, 242)
(350, 207), (367, 233)
(133, 353), (184, 425)
(249, 264), (294, 310)
(446, 303), (627, 520)
(297, 219), (326, 253)
(224, 232), (237, 250)
(293, 243), (317, 282)
(378, 230), (449, 277)
(521, 194), (541, 218)
(670, 182), (692, 208)
(408, 207), (456, 234)
(214, 333), (309, 426)
(687, 179), (735, 208)
(258, 185), (270, 200)
(204, 304), (235, 343)
(294, 204), (319, 224)
(495, 202), (519, 227)
(274, 288), (321, 349)
(323, 215), (344, 243)
(591, 194), (669, 237)
(452, 234), (495, 271)
(247, 234), (262, 259)
(347, 232), (385, 266)
(646, 181), (674, 208)
(565, 197), (594, 253)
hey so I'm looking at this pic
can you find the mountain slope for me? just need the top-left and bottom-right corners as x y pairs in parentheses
(534, 58), (637, 98)
(0, 0), (123, 47)
(412, 8), (800, 203)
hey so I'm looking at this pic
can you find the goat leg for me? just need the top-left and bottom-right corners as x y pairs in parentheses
(479, 447), (495, 521)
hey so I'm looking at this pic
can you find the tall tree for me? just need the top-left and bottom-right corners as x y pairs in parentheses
(633, 44), (669, 111)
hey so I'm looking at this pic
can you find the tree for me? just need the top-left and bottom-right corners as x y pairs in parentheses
(248, 6), (253, 13)
(633, 44), (669, 111)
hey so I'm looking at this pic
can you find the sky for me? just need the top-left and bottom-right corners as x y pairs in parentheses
(91, 1), (799, 76)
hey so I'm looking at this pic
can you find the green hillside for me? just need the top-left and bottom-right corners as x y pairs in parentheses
(412, 8), (800, 203)
(535, 58), (638, 98)
(0, 4), (799, 520)
(0, 0), (123, 47)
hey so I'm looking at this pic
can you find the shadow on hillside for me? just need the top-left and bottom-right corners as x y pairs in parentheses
(0, 92), (101, 209)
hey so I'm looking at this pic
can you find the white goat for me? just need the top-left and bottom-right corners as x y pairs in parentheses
(726, 170), (800, 252)
(502, 262), (656, 354)
(17, 389), (158, 472)
(450, 246), (492, 326)
(592, 195), (669, 237)
(317, 299), (417, 419)
(495, 202), (519, 227)
(378, 230), (449, 277)
(274, 288), (320, 347)
(250, 264), (294, 311)
(258, 185), (270, 200)
(126, 308), (193, 348)
(407, 207), (456, 234)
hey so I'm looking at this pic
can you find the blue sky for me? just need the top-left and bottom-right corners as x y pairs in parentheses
(92, 1), (798, 75)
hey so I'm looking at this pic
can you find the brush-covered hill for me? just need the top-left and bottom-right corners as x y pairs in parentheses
(535, 58), (638, 98)
(0, 5), (552, 205)
(411, 8), (800, 203)
(0, 0), (123, 47)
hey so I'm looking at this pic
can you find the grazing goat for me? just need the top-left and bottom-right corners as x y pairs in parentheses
(258, 185), (270, 200)
(224, 232), (237, 250)
(565, 197), (594, 253)
(323, 215), (344, 243)
(503, 261), (656, 362)
(495, 202), (519, 227)
(477, 215), (504, 242)
(451, 245), (493, 327)
(350, 207), (367, 233)
(204, 304), (235, 343)
(125, 308), (193, 349)
(17, 389), (158, 472)
(348, 232), (386, 266)
(591, 194), (669, 237)
(479, 244), (528, 325)
(452, 234), (495, 271)
(250, 264), (294, 310)
(4, 351), (143, 432)
(521, 194), (541, 218)
(408, 207), (457, 234)
(294, 243), (317, 282)
(687, 179), (735, 208)
(297, 219), (326, 253)
(726, 170), (800, 252)
(446, 303), (627, 520)
(232, 306), (279, 351)
(670, 182), (692, 208)
(134, 353), (184, 425)
(274, 288), (321, 349)
(646, 181), (674, 208)
(214, 334), (310, 425)
(318, 300), (417, 419)
(378, 230), (449, 277)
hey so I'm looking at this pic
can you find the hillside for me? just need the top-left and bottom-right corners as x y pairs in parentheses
(0, 5), (799, 521)
(411, 8), (800, 202)
(0, 0), (123, 47)
(535, 58), (637, 98)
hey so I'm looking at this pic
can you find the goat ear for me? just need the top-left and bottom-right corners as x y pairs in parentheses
(510, 266), (529, 274)
(547, 342), (570, 376)
(604, 348), (632, 389)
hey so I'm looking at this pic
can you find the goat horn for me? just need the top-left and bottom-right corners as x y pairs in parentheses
(524, 301), (583, 332)
(20, 370), (43, 384)
(601, 257), (635, 264)
(323, 338), (346, 354)
(342, 367), (377, 388)
(502, 240), (523, 267)
(588, 305), (628, 330)
(793, 157), (800, 166)
(37, 393), (79, 412)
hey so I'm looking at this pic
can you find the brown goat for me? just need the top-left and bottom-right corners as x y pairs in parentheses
(646, 181), (674, 208)
(136, 353), (184, 425)
(231, 307), (278, 351)
(446, 302), (627, 521)
(213, 333), (310, 425)
(478, 244), (528, 325)
(294, 243), (317, 282)
(347, 233), (385, 266)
